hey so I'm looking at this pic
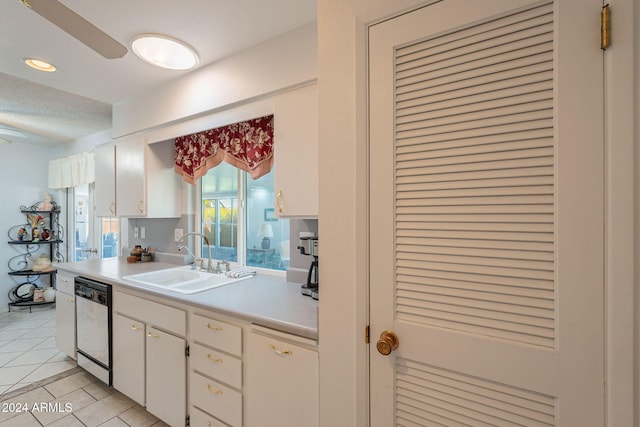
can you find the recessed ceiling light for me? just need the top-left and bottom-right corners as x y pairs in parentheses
(24, 58), (56, 72)
(131, 34), (199, 70)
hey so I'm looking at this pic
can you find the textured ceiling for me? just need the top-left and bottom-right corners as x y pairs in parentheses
(0, 73), (112, 145)
(0, 0), (317, 146)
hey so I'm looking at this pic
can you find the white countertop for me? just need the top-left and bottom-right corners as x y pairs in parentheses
(56, 257), (318, 340)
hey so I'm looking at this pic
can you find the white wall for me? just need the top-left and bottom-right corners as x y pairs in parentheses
(0, 143), (55, 311)
(113, 21), (317, 138)
(317, 0), (639, 426)
(317, 2), (427, 425)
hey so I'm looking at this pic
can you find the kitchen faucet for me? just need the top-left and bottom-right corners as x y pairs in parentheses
(177, 232), (213, 273)
(177, 244), (197, 269)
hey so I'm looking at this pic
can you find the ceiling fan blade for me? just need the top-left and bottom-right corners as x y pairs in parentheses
(21, 0), (127, 59)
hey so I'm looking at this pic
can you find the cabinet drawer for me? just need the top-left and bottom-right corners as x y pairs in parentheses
(191, 343), (241, 389)
(57, 273), (75, 295)
(189, 406), (229, 427)
(191, 314), (242, 356)
(114, 291), (186, 336)
(191, 372), (242, 427)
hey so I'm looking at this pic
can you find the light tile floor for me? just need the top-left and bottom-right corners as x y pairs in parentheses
(0, 305), (169, 426)
(0, 305), (75, 395)
(0, 368), (169, 426)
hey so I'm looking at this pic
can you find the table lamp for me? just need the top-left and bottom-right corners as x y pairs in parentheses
(259, 223), (274, 249)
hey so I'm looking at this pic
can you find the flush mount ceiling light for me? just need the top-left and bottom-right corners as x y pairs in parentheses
(131, 34), (199, 70)
(24, 58), (56, 72)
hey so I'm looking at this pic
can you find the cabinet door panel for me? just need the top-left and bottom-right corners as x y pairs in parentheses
(112, 313), (145, 405)
(55, 291), (75, 359)
(274, 84), (318, 218)
(115, 137), (146, 217)
(247, 332), (318, 427)
(146, 327), (186, 427)
(94, 142), (116, 217)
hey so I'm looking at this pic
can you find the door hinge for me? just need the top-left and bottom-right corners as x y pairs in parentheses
(185, 344), (190, 357)
(365, 325), (370, 344)
(601, 4), (611, 50)
(185, 415), (190, 427)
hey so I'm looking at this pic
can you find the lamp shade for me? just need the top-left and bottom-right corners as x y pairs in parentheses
(259, 223), (274, 238)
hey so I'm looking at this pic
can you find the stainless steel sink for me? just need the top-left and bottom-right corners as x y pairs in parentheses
(122, 266), (250, 294)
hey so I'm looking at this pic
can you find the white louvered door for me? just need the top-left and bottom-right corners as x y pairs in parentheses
(369, 1), (604, 426)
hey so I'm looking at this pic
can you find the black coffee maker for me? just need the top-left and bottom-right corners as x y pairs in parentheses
(298, 236), (319, 300)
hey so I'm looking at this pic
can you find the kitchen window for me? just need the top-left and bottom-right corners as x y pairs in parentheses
(201, 163), (289, 271)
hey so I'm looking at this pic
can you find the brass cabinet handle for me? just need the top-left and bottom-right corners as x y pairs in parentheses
(376, 330), (399, 356)
(147, 332), (159, 339)
(137, 200), (144, 214)
(276, 190), (284, 213)
(269, 343), (293, 356)
(207, 384), (223, 395)
(207, 354), (223, 363)
(109, 202), (116, 215)
(206, 323), (223, 331)
(131, 324), (142, 331)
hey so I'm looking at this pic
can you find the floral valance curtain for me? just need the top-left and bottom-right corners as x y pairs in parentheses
(48, 151), (95, 189)
(174, 115), (274, 184)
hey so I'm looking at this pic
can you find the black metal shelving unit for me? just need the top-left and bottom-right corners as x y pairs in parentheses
(7, 202), (64, 312)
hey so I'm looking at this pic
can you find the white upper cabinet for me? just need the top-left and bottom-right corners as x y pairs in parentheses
(274, 84), (318, 218)
(94, 142), (116, 217)
(94, 136), (181, 218)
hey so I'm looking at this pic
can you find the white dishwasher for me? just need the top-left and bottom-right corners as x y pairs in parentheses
(75, 276), (112, 385)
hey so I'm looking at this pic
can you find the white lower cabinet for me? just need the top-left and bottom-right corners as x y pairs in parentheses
(246, 330), (319, 427)
(147, 327), (187, 427)
(55, 273), (76, 359)
(112, 313), (145, 405)
(112, 291), (186, 427)
(111, 292), (319, 427)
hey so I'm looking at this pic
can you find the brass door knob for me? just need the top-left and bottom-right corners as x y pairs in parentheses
(376, 330), (399, 355)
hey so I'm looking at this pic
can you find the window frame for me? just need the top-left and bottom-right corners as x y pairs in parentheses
(195, 167), (286, 273)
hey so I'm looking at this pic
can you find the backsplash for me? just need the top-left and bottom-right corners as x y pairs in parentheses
(126, 216), (318, 284)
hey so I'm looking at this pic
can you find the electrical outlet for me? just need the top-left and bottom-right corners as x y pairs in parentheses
(134, 227), (139, 238)
(140, 227), (146, 239)
(175, 228), (184, 242)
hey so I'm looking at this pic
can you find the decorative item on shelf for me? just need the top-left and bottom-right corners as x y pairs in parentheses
(41, 228), (50, 240)
(32, 254), (54, 272)
(37, 192), (53, 211)
(33, 288), (44, 303)
(9, 282), (36, 302)
(32, 228), (40, 242)
(17, 228), (26, 241)
(43, 287), (56, 302)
